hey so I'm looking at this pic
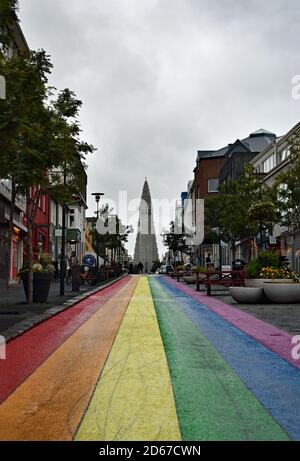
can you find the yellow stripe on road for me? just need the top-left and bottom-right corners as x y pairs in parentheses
(75, 276), (181, 441)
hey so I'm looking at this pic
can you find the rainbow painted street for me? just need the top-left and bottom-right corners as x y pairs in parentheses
(0, 275), (299, 441)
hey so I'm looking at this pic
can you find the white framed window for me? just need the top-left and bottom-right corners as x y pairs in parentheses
(208, 178), (219, 193)
(279, 147), (291, 162)
(50, 201), (57, 225)
(262, 153), (276, 173)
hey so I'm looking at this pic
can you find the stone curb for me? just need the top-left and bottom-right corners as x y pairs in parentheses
(1, 274), (128, 344)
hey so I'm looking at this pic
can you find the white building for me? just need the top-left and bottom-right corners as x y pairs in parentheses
(251, 121), (300, 272)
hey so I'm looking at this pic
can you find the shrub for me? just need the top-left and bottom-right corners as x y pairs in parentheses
(245, 250), (280, 279)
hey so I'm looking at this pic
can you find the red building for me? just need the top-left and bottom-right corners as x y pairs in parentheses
(31, 192), (50, 259)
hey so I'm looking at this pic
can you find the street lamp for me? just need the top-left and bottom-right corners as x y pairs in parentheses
(91, 193), (104, 271)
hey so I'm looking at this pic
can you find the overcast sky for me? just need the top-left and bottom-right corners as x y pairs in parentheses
(19, 0), (300, 257)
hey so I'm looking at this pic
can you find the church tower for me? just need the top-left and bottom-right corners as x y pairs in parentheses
(133, 179), (159, 273)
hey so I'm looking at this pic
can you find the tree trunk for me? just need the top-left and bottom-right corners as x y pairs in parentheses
(26, 192), (33, 304)
(231, 242), (236, 263)
(292, 231), (296, 270)
(7, 178), (16, 289)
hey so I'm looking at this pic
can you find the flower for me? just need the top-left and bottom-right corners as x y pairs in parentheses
(18, 252), (55, 276)
(33, 263), (43, 272)
(259, 266), (300, 281)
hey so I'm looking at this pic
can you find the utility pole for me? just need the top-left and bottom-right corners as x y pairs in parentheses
(91, 192), (104, 272)
(60, 169), (67, 296)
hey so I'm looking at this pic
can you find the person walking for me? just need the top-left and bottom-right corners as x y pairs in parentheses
(137, 261), (144, 274)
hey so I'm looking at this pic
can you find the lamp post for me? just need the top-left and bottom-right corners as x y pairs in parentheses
(91, 193), (104, 271)
(60, 168), (67, 296)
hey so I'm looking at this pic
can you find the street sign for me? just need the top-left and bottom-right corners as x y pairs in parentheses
(54, 229), (63, 237)
(269, 236), (277, 245)
(83, 254), (96, 268)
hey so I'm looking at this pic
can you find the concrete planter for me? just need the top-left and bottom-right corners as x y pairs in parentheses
(230, 287), (265, 304)
(245, 279), (273, 287)
(263, 282), (300, 304)
(245, 278), (295, 288)
(183, 275), (197, 284)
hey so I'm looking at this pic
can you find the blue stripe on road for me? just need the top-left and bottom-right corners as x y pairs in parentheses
(157, 277), (300, 441)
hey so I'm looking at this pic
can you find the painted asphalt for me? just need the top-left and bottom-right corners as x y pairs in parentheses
(75, 277), (180, 441)
(0, 275), (298, 441)
(157, 277), (300, 440)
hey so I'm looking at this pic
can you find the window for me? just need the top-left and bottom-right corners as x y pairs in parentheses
(0, 178), (11, 191)
(262, 153), (276, 173)
(208, 178), (219, 193)
(50, 201), (57, 225)
(58, 206), (63, 227)
(279, 147), (291, 162)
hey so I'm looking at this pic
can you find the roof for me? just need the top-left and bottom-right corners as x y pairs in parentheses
(250, 120), (300, 166)
(197, 129), (276, 162)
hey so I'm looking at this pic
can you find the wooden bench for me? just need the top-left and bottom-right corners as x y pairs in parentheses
(196, 270), (245, 296)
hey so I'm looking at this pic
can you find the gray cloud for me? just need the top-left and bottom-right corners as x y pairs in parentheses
(19, 0), (300, 257)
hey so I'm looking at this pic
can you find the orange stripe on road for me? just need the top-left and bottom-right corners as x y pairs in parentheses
(0, 277), (138, 441)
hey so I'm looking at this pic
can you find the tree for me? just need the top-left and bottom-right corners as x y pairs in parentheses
(0, 0), (20, 52)
(0, 49), (54, 296)
(162, 221), (189, 264)
(92, 204), (133, 265)
(0, 50), (95, 301)
(205, 165), (278, 260)
(151, 260), (161, 273)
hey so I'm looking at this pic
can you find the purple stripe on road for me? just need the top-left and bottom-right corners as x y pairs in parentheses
(164, 277), (300, 370)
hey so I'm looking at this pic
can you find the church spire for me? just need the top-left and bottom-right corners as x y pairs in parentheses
(133, 179), (159, 273)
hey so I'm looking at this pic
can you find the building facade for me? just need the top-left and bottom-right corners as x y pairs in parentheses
(191, 129), (276, 268)
(0, 19), (30, 283)
(251, 121), (300, 272)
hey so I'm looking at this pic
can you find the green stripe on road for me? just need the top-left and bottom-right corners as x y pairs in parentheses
(148, 278), (289, 441)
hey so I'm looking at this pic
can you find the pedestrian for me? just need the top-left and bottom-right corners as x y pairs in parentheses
(137, 261), (144, 274)
(206, 253), (212, 268)
(69, 251), (79, 268)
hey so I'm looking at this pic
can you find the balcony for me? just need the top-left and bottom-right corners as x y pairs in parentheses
(0, 180), (26, 212)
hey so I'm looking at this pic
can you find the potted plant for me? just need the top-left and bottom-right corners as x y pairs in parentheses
(259, 267), (299, 283)
(19, 252), (54, 303)
(245, 250), (281, 287)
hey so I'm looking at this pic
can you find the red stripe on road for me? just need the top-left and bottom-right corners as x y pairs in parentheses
(0, 277), (130, 404)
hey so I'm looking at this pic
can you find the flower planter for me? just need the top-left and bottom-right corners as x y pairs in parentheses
(230, 287), (265, 304)
(263, 282), (300, 304)
(21, 272), (52, 303)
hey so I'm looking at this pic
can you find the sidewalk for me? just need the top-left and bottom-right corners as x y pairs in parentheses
(0, 277), (122, 336)
(173, 280), (300, 335)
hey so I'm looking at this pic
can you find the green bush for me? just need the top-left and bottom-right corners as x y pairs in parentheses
(245, 250), (280, 279)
